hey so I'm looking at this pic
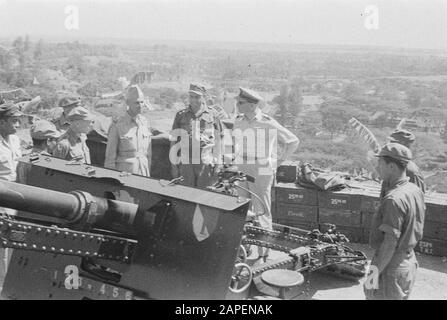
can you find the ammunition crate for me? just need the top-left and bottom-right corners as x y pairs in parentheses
(363, 228), (370, 244)
(423, 221), (447, 240)
(276, 161), (299, 183)
(319, 208), (362, 227)
(275, 204), (318, 223)
(425, 201), (447, 224)
(318, 191), (362, 211)
(361, 211), (375, 229)
(333, 226), (364, 243)
(275, 183), (318, 206)
(274, 219), (319, 231)
(360, 194), (380, 214)
(415, 238), (447, 257)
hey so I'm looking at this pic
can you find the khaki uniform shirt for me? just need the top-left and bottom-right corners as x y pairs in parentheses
(233, 110), (298, 172)
(172, 105), (222, 165)
(53, 113), (70, 132)
(53, 129), (91, 164)
(370, 177), (425, 252)
(0, 134), (21, 181)
(104, 113), (151, 176)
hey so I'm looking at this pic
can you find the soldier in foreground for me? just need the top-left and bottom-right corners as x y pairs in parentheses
(365, 143), (425, 300)
(0, 102), (23, 283)
(53, 93), (83, 132)
(105, 85), (152, 176)
(0, 102), (23, 182)
(233, 87), (299, 261)
(171, 83), (222, 187)
(53, 106), (94, 164)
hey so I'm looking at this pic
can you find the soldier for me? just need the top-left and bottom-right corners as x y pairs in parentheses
(53, 93), (82, 132)
(233, 87), (299, 261)
(170, 83), (222, 187)
(387, 129), (425, 193)
(365, 143), (425, 300)
(53, 106), (94, 164)
(16, 120), (61, 184)
(0, 102), (23, 283)
(0, 102), (23, 182)
(104, 85), (152, 176)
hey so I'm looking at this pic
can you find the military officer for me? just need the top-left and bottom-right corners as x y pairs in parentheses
(387, 129), (425, 193)
(53, 106), (93, 164)
(233, 87), (299, 261)
(0, 102), (23, 182)
(170, 83), (222, 187)
(105, 85), (152, 176)
(365, 143), (425, 300)
(16, 120), (61, 184)
(53, 93), (82, 132)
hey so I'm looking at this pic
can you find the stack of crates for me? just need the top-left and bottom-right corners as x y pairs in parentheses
(273, 182), (447, 256)
(415, 193), (447, 257)
(274, 182), (319, 230)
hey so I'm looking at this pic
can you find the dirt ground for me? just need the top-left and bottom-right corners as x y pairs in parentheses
(262, 243), (447, 300)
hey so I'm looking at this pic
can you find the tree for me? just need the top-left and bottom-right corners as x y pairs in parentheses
(272, 81), (303, 126)
(34, 39), (44, 60)
(320, 105), (350, 138)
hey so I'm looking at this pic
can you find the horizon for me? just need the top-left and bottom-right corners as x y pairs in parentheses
(0, 0), (446, 51)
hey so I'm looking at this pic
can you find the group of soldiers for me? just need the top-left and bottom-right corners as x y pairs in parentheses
(0, 80), (427, 300)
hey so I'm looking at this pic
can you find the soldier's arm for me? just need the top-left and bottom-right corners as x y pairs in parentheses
(272, 119), (300, 161)
(371, 199), (403, 274)
(53, 141), (70, 160)
(104, 123), (119, 170)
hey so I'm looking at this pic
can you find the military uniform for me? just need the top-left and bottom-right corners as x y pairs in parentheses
(16, 120), (61, 184)
(171, 84), (222, 187)
(381, 129), (425, 196)
(0, 133), (21, 182)
(53, 107), (92, 164)
(234, 109), (298, 230)
(0, 103), (23, 182)
(0, 102), (23, 286)
(53, 93), (82, 132)
(368, 143), (425, 300)
(105, 113), (152, 176)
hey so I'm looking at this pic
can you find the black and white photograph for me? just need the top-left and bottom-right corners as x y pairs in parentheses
(0, 0), (446, 305)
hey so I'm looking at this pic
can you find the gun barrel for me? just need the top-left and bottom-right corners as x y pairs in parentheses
(0, 180), (138, 234)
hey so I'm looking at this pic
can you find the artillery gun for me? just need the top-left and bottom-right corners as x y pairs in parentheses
(0, 156), (367, 300)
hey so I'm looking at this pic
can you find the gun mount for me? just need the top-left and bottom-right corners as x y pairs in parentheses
(0, 155), (367, 300)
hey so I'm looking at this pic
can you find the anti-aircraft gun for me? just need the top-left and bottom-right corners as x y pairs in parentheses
(0, 156), (367, 300)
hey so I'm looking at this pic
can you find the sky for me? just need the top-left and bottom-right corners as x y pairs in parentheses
(0, 0), (446, 49)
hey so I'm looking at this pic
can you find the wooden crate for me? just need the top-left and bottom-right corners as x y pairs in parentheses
(274, 219), (319, 231)
(275, 203), (318, 223)
(415, 238), (447, 257)
(275, 183), (318, 206)
(318, 190), (362, 211)
(423, 221), (447, 240)
(425, 201), (447, 224)
(319, 208), (362, 227)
